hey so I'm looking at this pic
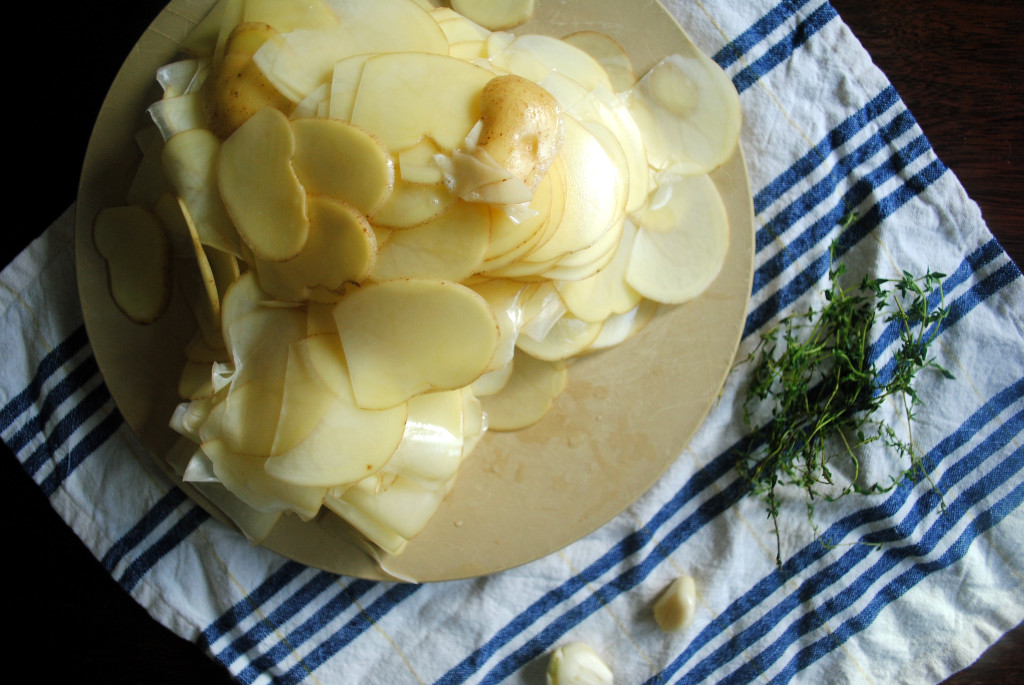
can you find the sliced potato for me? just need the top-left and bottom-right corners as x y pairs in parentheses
(371, 200), (491, 282)
(218, 106), (309, 262)
(350, 52), (494, 152)
(263, 333), (409, 486)
(290, 117), (394, 215)
(92, 205), (172, 324)
(626, 172), (730, 304)
(479, 349), (567, 431)
(333, 279), (499, 409)
(562, 30), (637, 92)
(450, 0), (535, 31)
(253, 195), (377, 303)
(625, 50), (742, 174)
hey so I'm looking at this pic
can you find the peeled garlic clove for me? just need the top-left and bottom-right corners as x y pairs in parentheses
(546, 643), (613, 685)
(653, 574), (697, 633)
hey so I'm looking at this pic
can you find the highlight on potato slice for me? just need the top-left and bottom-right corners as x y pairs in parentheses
(218, 106), (309, 262)
(332, 279), (500, 410)
(92, 204), (172, 324)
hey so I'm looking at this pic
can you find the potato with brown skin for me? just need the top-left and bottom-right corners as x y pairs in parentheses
(476, 74), (564, 191)
(201, 22), (293, 139)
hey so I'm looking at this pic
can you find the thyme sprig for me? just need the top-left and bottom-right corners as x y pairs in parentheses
(738, 228), (952, 567)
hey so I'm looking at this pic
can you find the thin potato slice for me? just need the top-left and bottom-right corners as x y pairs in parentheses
(218, 107), (309, 262)
(253, 195), (377, 302)
(333, 279), (499, 409)
(290, 117), (394, 215)
(626, 172), (730, 304)
(479, 349), (567, 431)
(92, 205), (172, 325)
(372, 200), (491, 282)
(626, 49), (742, 174)
(562, 30), (637, 92)
(450, 0), (535, 31)
(263, 334), (408, 486)
(350, 52), (494, 152)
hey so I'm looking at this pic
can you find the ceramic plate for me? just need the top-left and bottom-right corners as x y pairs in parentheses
(75, 0), (754, 582)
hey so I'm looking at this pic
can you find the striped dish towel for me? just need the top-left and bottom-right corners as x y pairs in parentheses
(3, 0), (1022, 683)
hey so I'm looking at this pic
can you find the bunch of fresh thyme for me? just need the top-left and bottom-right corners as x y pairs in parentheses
(738, 225), (952, 567)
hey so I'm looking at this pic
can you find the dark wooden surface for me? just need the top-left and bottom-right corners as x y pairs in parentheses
(3, 1), (1021, 683)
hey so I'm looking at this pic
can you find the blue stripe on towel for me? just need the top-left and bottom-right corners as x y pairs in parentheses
(713, 0), (815, 69)
(732, 3), (837, 94)
(0, 324), (89, 432)
(652, 383), (1024, 684)
(213, 573), (370, 673)
(753, 86), (900, 216)
(6, 355), (99, 454)
(235, 578), (382, 684)
(101, 487), (191, 572)
(116, 504), (209, 593)
(199, 561), (310, 650)
(770, 476), (1024, 684)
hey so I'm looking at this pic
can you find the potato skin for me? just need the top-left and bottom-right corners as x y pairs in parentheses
(476, 74), (565, 190)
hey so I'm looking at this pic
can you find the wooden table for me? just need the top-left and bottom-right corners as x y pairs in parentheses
(3, 1), (1020, 682)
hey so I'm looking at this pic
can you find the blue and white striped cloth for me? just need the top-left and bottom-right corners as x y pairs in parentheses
(3, 1), (1022, 683)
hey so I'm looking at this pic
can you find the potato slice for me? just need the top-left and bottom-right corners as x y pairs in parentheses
(252, 195), (376, 302)
(397, 138), (445, 185)
(555, 218), (642, 323)
(200, 439), (328, 519)
(562, 30), (637, 92)
(218, 106), (309, 262)
(263, 334), (408, 486)
(252, 0), (449, 103)
(521, 116), (626, 263)
(350, 52), (494, 152)
(626, 172), (730, 304)
(586, 298), (658, 352)
(625, 50), (742, 174)
(383, 388), (467, 488)
(488, 33), (614, 92)
(372, 200), (491, 282)
(480, 349), (567, 431)
(242, 0), (340, 33)
(333, 279), (499, 409)
(92, 205), (171, 324)
(328, 53), (371, 122)
(290, 117), (394, 215)
(161, 128), (242, 256)
(202, 23), (293, 138)
(515, 313), (602, 361)
(450, 0), (534, 31)
(370, 177), (457, 229)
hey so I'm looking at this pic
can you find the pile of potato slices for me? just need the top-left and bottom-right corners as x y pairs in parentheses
(92, 0), (742, 557)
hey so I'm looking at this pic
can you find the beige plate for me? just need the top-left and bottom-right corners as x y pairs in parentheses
(75, 0), (754, 582)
